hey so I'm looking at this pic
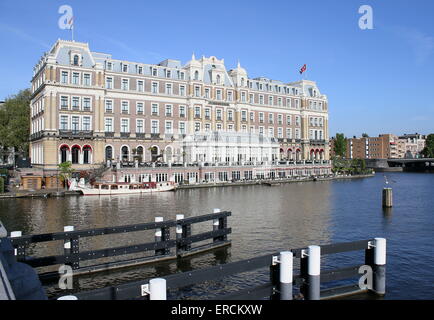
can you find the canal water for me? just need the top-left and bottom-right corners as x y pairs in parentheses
(0, 172), (433, 299)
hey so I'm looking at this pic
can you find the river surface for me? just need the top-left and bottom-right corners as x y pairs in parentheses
(0, 172), (433, 299)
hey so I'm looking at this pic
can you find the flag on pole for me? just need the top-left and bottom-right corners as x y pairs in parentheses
(299, 64), (307, 74)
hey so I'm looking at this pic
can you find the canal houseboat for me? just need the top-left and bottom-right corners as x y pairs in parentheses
(72, 181), (176, 196)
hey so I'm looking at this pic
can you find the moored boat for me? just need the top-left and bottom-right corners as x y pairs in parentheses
(73, 181), (176, 196)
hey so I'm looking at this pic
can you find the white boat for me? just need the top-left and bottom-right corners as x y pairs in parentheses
(72, 181), (176, 196)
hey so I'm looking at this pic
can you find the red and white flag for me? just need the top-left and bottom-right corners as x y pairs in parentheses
(299, 64), (307, 74)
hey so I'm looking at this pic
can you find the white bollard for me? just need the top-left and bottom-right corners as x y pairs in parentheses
(373, 238), (387, 295)
(176, 214), (184, 238)
(308, 245), (321, 276)
(279, 251), (293, 284)
(213, 208), (221, 243)
(279, 251), (293, 300)
(57, 295), (78, 300)
(10, 231), (22, 256)
(374, 238), (386, 266)
(149, 278), (167, 300)
(64, 226), (74, 250)
(307, 245), (321, 300)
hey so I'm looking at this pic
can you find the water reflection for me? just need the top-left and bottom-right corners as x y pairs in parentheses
(1, 173), (434, 299)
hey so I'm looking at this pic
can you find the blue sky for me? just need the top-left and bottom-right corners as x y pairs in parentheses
(0, 0), (433, 137)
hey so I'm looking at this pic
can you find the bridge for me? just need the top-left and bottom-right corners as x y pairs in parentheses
(366, 158), (434, 172)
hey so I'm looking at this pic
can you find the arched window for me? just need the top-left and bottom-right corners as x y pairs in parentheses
(60, 145), (69, 163)
(83, 146), (92, 164)
(105, 146), (113, 162)
(136, 146), (144, 162)
(73, 55), (79, 66)
(151, 146), (159, 162)
(241, 78), (245, 87)
(194, 71), (199, 80)
(71, 145), (81, 164)
(165, 146), (173, 163)
(121, 146), (129, 162)
(216, 75), (221, 84)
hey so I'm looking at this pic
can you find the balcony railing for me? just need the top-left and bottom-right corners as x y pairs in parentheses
(59, 130), (94, 139)
(120, 132), (130, 138)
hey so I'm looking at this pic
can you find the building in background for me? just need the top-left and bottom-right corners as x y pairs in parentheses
(342, 133), (425, 160)
(29, 40), (330, 180)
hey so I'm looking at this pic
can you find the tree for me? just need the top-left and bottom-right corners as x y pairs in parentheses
(58, 161), (74, 189)
(421, 134), (434, 158)
(362, 133), (369, 138)
(0, 89), (31, 158)
(333, 133), (347, 158)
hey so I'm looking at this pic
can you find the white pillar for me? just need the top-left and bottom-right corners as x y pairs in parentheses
(149, 278), (167, 300)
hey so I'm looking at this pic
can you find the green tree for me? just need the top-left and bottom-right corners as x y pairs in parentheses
(333, 133), (347, 158)
(58, 161), (74, 189)
(362, 133), (369, 138)
(0, 89), (31, 157)
(421, 134), (434, 158)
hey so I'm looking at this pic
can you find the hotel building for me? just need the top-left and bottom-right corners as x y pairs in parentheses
(29, 40), (330, 183)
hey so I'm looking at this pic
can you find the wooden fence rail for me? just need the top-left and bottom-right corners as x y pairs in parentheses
(8, 210), (231, 278)
(61, 238), (387, 300)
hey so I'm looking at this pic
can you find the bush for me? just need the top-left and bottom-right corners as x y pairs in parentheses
(0, 177), (4, 193)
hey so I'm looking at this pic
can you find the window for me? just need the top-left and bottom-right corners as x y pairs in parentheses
(216, 90), (222, 100)
(180, 85), (186, 96)
(227, 91), (233, 101)
(278, 127), (283, 138)
(60, 96), (68, 109)
(73, 55), (79, 66)
(194, 70), (199, 80)
(152, 68), (157, 76)
(205, 88), (210, 99)
(152, 82), (158, 94)
(179, 122), (186, 134)
(72, 97), (80, 110)
(72, 116), (80, 132)
(137, 80), (144, 92)
(286, 115), (291, 125)
(287, 99), (292, 108)
(295, 128), (300, 139)
(286, 128), (292, 139)
(241, 92), (246, 102)
(121, 101), (129, 114)
(72, 72), (79, 85)
(295, 116), (300, 126)
(216, 109), (222, 121)
(105, 100), (113, 113)
(228, 124), (234, 131)
(194, 106), (201, 118)
(105, 118), (113, 132)
(278, 114), (282, 125)
(268, 113), (274, 124)
(151, 120), (159, 134)
(259, 95), (264, 105)
(268, 127), (274, 137)
(179, 105), (186, 118)
(122, 64), (128, 72)
(165, 121), (173, 134)
(136, 102), (144, 114)
(194, 86), (200, 97)
(250, 112), (254, 121)
(205, 108), (211, 119)
(83, 98), (91, 111)
(122, 79), (129, 90)
(136, 119), (144, 133)
(165, 105), (172, 116)
(61, 71), (68, 84)
(152, 103), (159, 115)
(106, 77), (113, 89)
(278, 98), (282, 106)
(166, 70), (171, 78)
(205, 123), (211, 131)
(83, 73), (91, 86)
(107, 62), (112, 71)
(166, 83), (173, 95)
(60, 115), (68, 130)
(259, 112), (264, 123)
(217, 123), (222, 131)
(249, 94), (254, 104)
(228, 110), (234, 121)
(138, 66), (143, 74)
(82, 116), (91, 131)
(195, 122), (201, 132)
(216, 74), (221, 84)
(269, 96), (273, 105)
(121, 119), (129, 133)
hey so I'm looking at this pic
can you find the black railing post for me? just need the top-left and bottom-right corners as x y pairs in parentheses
(176, 214), (184, 255)
(155, 217), (164, 256)
(64, 226), (80, 270)
(10, 231), (25, 260)
(182, 222), (191, 252)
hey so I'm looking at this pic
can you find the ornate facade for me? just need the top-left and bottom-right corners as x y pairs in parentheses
(29, 40), (329, 171)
